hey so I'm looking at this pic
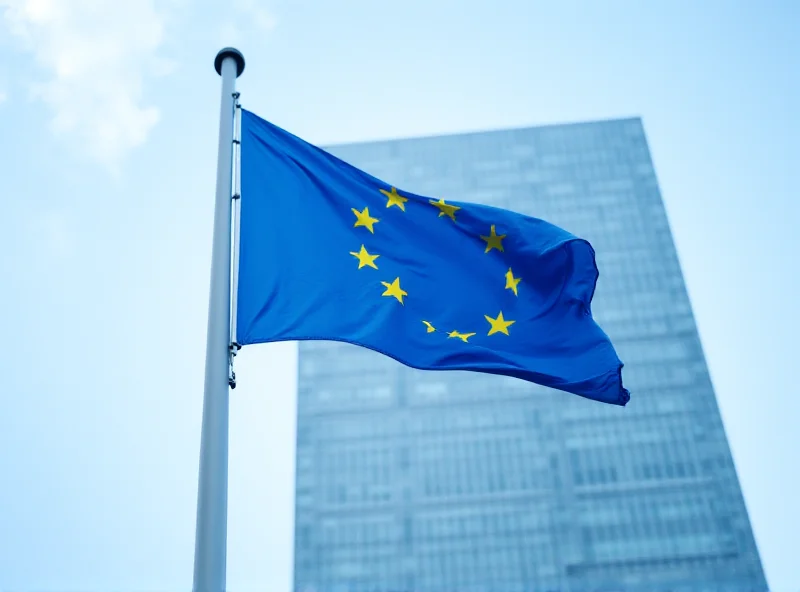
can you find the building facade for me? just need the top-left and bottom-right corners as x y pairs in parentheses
(292, 119), (767, 591)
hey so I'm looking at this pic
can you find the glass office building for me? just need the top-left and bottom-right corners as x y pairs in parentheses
(292, 119), (767, 591)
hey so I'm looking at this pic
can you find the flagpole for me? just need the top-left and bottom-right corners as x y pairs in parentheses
(193, 47), (245, 592)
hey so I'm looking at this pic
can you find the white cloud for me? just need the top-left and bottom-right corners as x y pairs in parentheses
(218, 0), (276, 47)
(0, 0), (173, 169)
(234, 0), (276, 33)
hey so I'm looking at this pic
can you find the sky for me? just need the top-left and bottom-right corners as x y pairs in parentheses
(0, 0), (798, 590)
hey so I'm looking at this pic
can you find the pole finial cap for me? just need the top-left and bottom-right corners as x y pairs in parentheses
(214, 47), (245, 77)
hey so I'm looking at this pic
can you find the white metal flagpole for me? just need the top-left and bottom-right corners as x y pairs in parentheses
(193, 47), (245, 592)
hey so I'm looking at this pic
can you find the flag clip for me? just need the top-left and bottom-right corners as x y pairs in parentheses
(228, 341), (241, 389)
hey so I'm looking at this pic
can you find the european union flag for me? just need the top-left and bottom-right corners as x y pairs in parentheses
(237, 109), (629, 406)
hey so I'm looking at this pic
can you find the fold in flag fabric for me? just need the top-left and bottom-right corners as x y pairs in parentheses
(236, 109), (629, 406)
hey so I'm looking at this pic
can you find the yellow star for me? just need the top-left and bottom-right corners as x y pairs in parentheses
(381, 277), (407, 304)
(485, 311), (515, 336)
(380, 187), (408, 211)
(422, 320), (436, 333)
(448, 330), (476, 343)
(352, 206), (379, 233)
(480, 225), (506, 253)
(505, 268), (521, 296)
(349, 244), (380, 269)
(429, 198), (460, 221)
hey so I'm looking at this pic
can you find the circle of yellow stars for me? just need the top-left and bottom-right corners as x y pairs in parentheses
(348, 186), (524, 342)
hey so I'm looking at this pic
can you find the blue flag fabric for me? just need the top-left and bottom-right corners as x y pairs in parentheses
(237, 109), (629, 406)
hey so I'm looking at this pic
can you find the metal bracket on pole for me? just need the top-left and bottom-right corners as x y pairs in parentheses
(228, 341), (241, 389)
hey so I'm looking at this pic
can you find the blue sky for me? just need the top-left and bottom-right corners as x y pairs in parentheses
(0, 0), (798, 590)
